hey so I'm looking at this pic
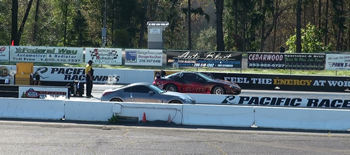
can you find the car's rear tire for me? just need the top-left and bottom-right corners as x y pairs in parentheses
(110, 98), (123, 102)
(169, 100), (183, 104)
(211, 86), (225, 94)
(165, 84), (178, 92)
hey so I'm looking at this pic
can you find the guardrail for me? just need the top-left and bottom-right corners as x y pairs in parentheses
(0, 97), (349, 131)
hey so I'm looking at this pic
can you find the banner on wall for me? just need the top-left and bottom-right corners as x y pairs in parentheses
(18, 86), (68, 99)
(10, 46), (83, 63)
(248, 52), (285, 69)
(0, 46), (9, 61)
(85, 48), (122, 65)
(248, 52), (326, 70)
(219, 96), (350, 109)
(125, 49), (163, 66)
(325, 54), (350, 70)
(206, 72), (350, 92)
(174, 51), (242, 68)
(285, 53), (325, 70)
(22, 66), (153, 85)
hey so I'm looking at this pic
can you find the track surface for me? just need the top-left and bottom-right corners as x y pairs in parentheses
(1, 85), (350, 154)
(0, 121), (349, 155)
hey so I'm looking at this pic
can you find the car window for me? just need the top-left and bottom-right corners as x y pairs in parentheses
(124, 86), (133, 92)
(182, 73), (197, 82)
(197, 72), (214, 81)
(132, 86), (151, 93)
(167, 72), (183, 82)
(124, 85), (150, 93)
(149, 85), (164, 93)
(195, 74), (206, 82)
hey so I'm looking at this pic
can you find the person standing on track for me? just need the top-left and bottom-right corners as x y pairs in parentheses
(85, 60), (94, 98)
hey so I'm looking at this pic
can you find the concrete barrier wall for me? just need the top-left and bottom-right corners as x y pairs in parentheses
(0, 98), (349, 131)
(64, 101), (120, 121)
(182, 104), (254, 127)
(0, 98), (64, 120)
(117, 102), (183, 124)
(64, 101), (182, 123)
(255, 107), (350, 131)
(188, 94), (226, 104)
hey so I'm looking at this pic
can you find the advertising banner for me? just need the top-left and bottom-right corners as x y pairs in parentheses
(18, 86), (68, 99)
(208, 72), (350, 92)
(0, 65), (15, 84)
(125, 49), (163, 66)
(10, 46), (83, 63)
(220, 96), (350, 109)
(188, 94), (350, 109)
(26, 66), (153, 85)
(248, 52), (285, 69)
(174, 51), (242, 68)
(285, 53), (325, 70)
(248, 52), (326, 70)
(0, 46), (9, 61)
(325, 54), (350, 70)
(85, 48), (122, 65)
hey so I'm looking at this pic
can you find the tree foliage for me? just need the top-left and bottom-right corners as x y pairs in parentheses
(286, 24), (331, 53)
(0, 0), (348, 52)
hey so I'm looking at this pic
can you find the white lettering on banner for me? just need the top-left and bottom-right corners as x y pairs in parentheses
(6, 65), (155, 84)
(312, 80), (327, 86)
(224, 77), (273, 85)
(221, 96), (350, 109)
(224, 77), (250, 84)
(248, 53), (284, 61)
(327, 80), (350, 87)
(178, 51), (200, 59)
(33, 66), (120, 84)
(251, 78), (272, 84)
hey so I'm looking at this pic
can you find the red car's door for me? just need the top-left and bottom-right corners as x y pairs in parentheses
(180, 73), (207, 93)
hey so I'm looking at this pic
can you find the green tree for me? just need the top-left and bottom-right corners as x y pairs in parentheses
(0, 0), (11, 45)
(195, 27), (216, 50)
(214, 0), (225, 51)
(331, 0), (346, 51)
(225, 0), (264, 52)
(69, 10), (89, 47)
(286, 24), (330, 53)
(296, 0), (302, 53)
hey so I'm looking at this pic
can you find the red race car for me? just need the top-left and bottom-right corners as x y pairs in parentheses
(153, 72), (241, 95)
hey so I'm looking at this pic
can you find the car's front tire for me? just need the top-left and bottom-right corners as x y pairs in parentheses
(211, 86), (225, 94)
(165, 84), (178, 92)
